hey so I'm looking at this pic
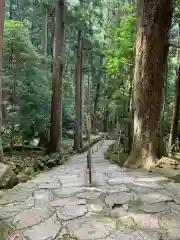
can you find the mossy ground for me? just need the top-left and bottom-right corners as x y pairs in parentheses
(105, 142), (180, 184)
(104, 142), (128, 167)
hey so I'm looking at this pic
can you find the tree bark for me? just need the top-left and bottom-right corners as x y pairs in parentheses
(48, 0), (65, 153)
(168, 23), (180, 153)
(0, 0), (5, 162)
(124, 0), (173, 169)
(93, 55), (103, 130)
(74, 0), (83, 152)
(168, 66), (180, 152)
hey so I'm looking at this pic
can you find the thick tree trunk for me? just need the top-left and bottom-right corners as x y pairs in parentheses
(48, 0), (65, 153)
(169, 66), (180, 152)
(124, 0), (173, 169)
(0, 0), (5, 162)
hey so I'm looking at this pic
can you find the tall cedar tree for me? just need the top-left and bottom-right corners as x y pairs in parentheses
(168, 23), (180, 152)
(74, 0), (83, 151)
(49, 0), (65, 153)
(124, 0), (173, 169)
(0, 0), (5, 161)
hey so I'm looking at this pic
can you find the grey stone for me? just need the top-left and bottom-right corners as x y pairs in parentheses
(118, 213), (160, 229)
(166, 228), (180, 240)
(67, 216), (116, 240)
(50, 197), (86, 207)
(139, 192), (172, 204)
(53, 187), (83, 198)
(13, 206), (53, 229)
(33, 189), (53, 203)
(0, 197), (35, 219)
(165, 182), (180, 196)
(139, 202), (170, 213)
(110, 207), (127, 218)
(38, 181), (61, 189)
(108, 177), (135, 185)
(0, 163), (18, 189)
(160, 213), (180, 229)
(107, 230), (163, 240)
(88, 198), (105, 212)
(57, 205), (88, 220)
(130, 181), (164, 190)
(76, 191), (101, 200)
(117, 215), (136, 228)
(105, 192), (138, 207)
(23, 213), (61, 240)
(133, 213), (160, 229)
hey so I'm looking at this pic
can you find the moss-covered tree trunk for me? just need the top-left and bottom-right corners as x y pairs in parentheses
(124, 0), (173, 169)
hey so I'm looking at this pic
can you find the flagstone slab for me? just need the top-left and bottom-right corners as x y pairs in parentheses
(57, 205), (88, 220)
(13, 206), (53, 229)
(23, 213), (61, 240)
(67, 216), (116, 240)
(2, 140), (180, 240)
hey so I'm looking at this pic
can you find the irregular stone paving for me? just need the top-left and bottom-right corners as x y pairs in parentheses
(1, 140), (180, 239)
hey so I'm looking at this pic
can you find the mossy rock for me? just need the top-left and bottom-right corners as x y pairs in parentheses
(169, 174), (180, 183)
(0, 220), (12, 240)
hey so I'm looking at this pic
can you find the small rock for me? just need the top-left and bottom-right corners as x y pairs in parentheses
(105, 192), (137, 207)
(123, 204), (129, 211)
(110, 207), (127, 218)
(76, 191), (101, 200)
(88, 198), (104, 213)
(0, 163), (18, 189)
(57, 205), (87, 220)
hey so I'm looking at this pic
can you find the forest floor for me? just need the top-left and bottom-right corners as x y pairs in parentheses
(105, 142), (180, 183)
(1, 140), (180, 239)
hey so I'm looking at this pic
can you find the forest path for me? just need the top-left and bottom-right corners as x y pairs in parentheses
(1, 140), (180, 239)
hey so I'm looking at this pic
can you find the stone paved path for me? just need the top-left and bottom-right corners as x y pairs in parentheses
(1, 140), (180, 239)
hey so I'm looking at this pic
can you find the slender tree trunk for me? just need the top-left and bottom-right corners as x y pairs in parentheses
(103, 108), (109, 133)
(168, 23), (180, 153)
(48, 0), (65, 153)
(93, 55), (103, 129)
(9, 0), (13, 20)
(169, 66), (180, 152)
(74, 0), (83, 151)
(79, 38), (84, 149)
(0, 0), (5, 162)
(9, 0), (15, 156)
(124, 0), (173, 169)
